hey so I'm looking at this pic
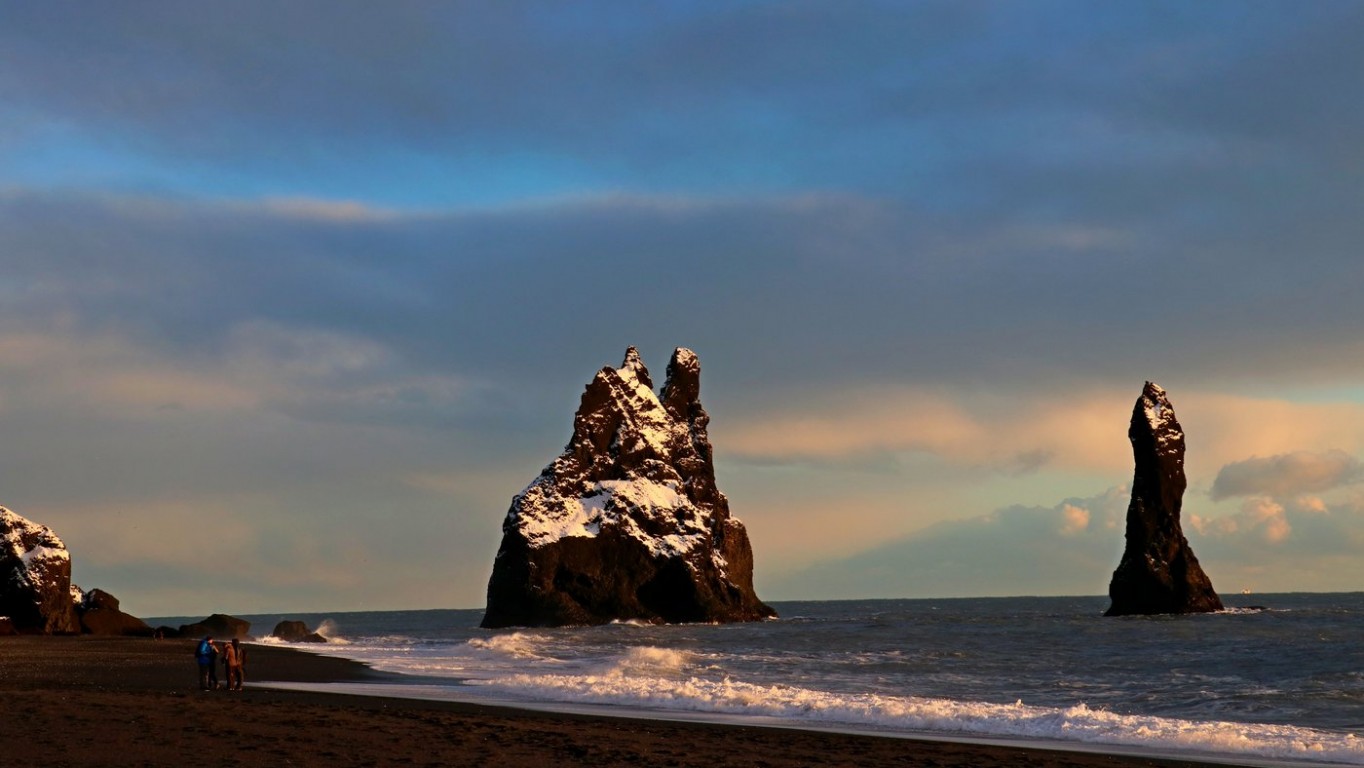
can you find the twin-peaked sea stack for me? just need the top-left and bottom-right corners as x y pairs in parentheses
(482, 347), (776, 628)
(1105, 382), (1223, 616)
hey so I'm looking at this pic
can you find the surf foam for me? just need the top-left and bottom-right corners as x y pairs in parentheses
(477, 671), (1363, 764)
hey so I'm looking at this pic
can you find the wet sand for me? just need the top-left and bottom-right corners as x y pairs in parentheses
(0, 636), (1224, 767)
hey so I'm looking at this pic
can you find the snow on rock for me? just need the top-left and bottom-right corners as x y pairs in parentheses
(0, 506), (79, 634)
(1106, 382), (1222, 616)
(483, 347), (775, 628)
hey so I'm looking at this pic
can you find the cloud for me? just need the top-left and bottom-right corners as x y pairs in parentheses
(721, 387), (1132, 476)
(1210, 450), (1363, 500)
(1190, 497), (1291, 544)
(1177, 493), (1364, 593)
(770, 481), (1364, 601)
(769, 488), (1132, 600)
(1060, 504), (1091, 535)
(10, 184), (1364, 613)
(721, 386), (1364, 492)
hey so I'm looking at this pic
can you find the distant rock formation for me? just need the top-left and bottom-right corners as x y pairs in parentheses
(272, 620), (327, 643)
(179, 613), (252, 640)
(77, 588), (153, 636)
(482, 347), (776, 628)
(0, 506), (79, 634)
(1105, 382), (1223, 616)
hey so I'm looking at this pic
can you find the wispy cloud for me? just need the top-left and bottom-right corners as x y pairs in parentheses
(1211, 450), (1364, 501)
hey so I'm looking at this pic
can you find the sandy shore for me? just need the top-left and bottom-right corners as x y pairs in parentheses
(0, 636), (1225, 767)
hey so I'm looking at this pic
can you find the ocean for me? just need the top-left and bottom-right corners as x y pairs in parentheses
(155, 593), (1364, 767)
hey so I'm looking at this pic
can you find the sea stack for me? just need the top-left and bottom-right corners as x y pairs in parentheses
(1105, 382), (1222, 616)
(482, 347), (776, 628)
(0, 506), (79, 634)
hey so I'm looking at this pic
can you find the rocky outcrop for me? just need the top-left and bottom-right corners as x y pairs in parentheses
(0, 506), (79, 634)
(482, 347), (775, 628)
(78, 588), (153, 637)
(272, 620), (327, 643)
(1105, 382), (1223, 616)
(179, 613), (252, 640)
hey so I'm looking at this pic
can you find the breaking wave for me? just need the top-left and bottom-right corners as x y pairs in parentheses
(465, 632), (552, 660)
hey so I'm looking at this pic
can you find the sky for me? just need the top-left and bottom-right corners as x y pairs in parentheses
(4, 1), (1364, 617)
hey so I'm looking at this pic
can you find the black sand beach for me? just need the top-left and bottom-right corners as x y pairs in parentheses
(0, 636), (1231, 767)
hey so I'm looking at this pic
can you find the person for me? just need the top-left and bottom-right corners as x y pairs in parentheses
(206, 638), (220, 690)
(225, 637), (246, 691)
(195, 635), (215, 691)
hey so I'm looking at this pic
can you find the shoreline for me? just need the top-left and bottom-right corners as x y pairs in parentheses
(0, 636), (1251, 767)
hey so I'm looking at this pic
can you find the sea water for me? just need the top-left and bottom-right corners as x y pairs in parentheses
(154, 594), (1364, 766)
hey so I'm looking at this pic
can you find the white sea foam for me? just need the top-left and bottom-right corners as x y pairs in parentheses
(475, 672), (1364, 765)
(237, 597), (1364, 766)
(315, 619), (348, 643)
(465, 632), (552, 660)
(597, 646), (693, 678)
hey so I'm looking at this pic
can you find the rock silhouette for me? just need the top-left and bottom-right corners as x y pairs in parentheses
(272, 619), (328, 643)
(78, 588), (153, 636)
(1105, 382), (1222, 616)
(178, 613), (252, 640)
(482, 347), (775, 628)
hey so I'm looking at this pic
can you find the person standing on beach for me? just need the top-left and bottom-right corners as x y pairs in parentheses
(207, 638), (221, 689)
(225, 637), (245, 691)
(195, 636), (215, 691)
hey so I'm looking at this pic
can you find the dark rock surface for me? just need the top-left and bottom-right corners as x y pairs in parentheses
(0, 506), (79, 634)
(1105, 382), (1223, 616)
(178, 613), (252, 640)
(78, 588), (154, 637)
(0, 616), (15, 636)
(272, 620), (327, 643)
(482, 347), (775, 628)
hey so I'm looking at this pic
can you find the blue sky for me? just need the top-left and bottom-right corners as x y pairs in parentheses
(4, 1), (1364, 616)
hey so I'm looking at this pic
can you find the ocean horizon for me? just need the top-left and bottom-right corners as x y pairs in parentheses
(152, 592), (1364, 767)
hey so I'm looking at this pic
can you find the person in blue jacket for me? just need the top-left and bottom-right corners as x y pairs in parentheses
(195, 636), (217, 691)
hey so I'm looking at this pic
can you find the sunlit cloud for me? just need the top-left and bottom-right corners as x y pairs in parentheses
(0, 322), (469, 423)
(5, 2), (1364, 613)
(257, 196), (400, 223)
(724, 387), (1364, 486)
(1060, 503), (1091, 535)
(1191, 497), (1291, 545)
(1210, 450), (1363, 501)
(768, 487), (1132, 600)
(722, 387), (1132, 475)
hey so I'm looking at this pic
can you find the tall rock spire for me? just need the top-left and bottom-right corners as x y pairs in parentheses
(1105, 382), (1222, 616)
(481, 347), (774, 628)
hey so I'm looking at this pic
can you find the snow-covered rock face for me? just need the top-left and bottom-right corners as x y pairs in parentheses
(0, 506), (79, 634)
(483, 347), (775, 628)
(1106, 382), (1221, 616)
(1138, 382), (1184, 463)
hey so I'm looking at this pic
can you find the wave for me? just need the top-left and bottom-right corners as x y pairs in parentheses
(477, 671), (1364, 764)
(465, 632), (553, 660)
(596, 646), (693, 678)
(313, 619), (351, 644)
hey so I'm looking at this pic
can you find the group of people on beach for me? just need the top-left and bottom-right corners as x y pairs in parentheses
(195, 635), (246, 691)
